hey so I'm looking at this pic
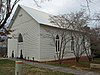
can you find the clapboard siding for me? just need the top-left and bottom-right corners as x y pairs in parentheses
(40, 25), (56, 61)
(11, 8), (32, 28)
(40, 25), (75, 61)
(8, 39), (18, 57)
(10, 8), (40, 60)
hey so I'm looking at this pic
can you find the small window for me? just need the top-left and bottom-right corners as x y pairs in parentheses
(18, 33), (23, 42)
(82, 36), (85, 47)
(56, 35), (60, 52)
(19, 14), (22, 17)
(71, 36), (74, 51)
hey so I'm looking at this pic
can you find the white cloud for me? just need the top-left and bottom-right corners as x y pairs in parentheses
(17, 0), (81, 14)
(17, 0), (100, 15)
(39, 0), (82, 14)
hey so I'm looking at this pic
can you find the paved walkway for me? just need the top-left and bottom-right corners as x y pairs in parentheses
(0, 58), (8, 60)
(9, 58), (100, 75)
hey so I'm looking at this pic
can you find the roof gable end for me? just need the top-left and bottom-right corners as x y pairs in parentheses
(19, 5), (52, 25)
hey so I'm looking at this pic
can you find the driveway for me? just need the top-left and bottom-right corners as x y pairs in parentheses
(9, 58), (100, 75)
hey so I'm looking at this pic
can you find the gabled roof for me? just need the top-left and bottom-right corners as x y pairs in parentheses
(20, 5), (52, 25)
(8, 5), (86, 34)
(9, 5), (53, 28)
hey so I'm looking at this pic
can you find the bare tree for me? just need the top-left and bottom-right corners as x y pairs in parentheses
(0, 0), (50, 30)
(84, 0), (100, 21)
(90, 26), (100, 58)
(84, 0), (93, 16)
(0, 0), (20, 29)
(48, 10), (91, 63)
(41, 27), (71, 64)
(84, 0), (100, 60)
(0, 0), (50, 57)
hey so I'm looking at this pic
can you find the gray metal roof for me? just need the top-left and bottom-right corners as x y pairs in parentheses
(8, 5), (85, 36)
(9, 5), (59, 29)
(20, 5), (52, 26)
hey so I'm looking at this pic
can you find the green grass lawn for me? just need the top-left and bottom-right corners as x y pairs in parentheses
(0, 59), (75, 75)
(45, 58), (100, 73)
(0, 59), (15, 75)
(92, 58), (100, 64)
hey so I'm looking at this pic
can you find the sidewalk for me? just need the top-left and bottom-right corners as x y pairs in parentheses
(0, 58), (8, 60)
(9, 58), (100, 75)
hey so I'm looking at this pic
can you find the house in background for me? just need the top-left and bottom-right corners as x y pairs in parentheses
(0, 30), (7, 57)
(8, 5), (90, 61)
(0, 41), (7, 57)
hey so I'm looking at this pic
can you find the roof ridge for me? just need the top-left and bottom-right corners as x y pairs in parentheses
(19, 4), (53, 26)
(19, 4), (52, 16)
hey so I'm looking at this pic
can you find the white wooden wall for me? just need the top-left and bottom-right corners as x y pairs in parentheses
(8, 39), (18, 57)
(40, 25), (75, 61)
(40, 25), (90, 61)
(9, 8), (40, 60)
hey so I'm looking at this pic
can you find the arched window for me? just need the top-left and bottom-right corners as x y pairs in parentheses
(18, 33), (23, 42)
(71, 36), (74, 51)
(82, 36), (85, 48)
(56, 35), (60, 52)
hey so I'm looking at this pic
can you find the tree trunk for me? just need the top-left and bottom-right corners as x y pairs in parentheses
(88, 56), (92, 62)
(58, 59), (62, 64)
(76, 57), (80, 63)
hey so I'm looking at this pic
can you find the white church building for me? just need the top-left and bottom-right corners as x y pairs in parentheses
(7, 5), (90, 61)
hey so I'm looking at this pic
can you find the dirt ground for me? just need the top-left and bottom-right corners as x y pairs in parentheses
(45, 56), (89, 67)
(62, 57), (89, 67)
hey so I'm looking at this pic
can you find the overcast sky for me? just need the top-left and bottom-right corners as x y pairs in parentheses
(17, 0), (100, 15)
